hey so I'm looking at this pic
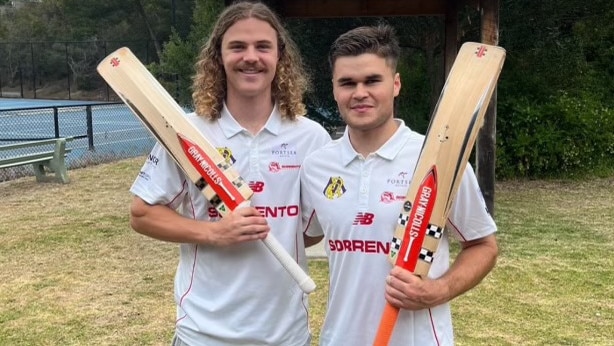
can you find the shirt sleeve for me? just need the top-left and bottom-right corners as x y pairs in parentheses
(446, 163), (497, 242)
(129, 143), (190, 209)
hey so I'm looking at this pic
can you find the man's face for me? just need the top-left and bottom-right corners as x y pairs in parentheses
(332, 53), (400, 132)
(221, 17), (279, 100)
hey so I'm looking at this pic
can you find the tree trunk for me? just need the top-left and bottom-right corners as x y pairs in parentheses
(475, 0), (500, 216)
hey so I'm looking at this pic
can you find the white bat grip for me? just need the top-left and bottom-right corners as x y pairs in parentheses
(262, 234), (316, 293)
(237, 201), (316, 294)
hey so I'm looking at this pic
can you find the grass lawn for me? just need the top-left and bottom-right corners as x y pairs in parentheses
(0, 157), (612, 345)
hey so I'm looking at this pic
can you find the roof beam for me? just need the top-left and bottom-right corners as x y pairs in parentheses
(226, 0), (479, 18)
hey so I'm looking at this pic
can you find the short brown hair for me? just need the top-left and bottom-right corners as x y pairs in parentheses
(328, 24), (401, 72)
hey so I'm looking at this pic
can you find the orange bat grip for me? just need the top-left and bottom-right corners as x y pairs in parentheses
(373, 302), (400, 346)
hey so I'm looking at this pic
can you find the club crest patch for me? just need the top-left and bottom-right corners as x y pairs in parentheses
(323, 176), (346, 200)
(217, 147), (236, 164)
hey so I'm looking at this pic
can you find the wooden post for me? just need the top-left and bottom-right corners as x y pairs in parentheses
(444, 0), (458, 78)
(476, 0), (500, 216)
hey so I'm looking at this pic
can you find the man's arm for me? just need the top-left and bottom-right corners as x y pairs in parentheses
(385, 233), (498, 310)
(129, 196), (270, 246)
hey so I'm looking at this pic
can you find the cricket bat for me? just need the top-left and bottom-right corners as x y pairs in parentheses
(373, 42), (506, 345)
(97, 47), (316, 294)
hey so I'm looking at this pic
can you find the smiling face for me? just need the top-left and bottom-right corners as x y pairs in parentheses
(221, 17), (279, 101)
(332, 53), (401, 133)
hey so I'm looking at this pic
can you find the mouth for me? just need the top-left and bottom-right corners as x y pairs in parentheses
(351, 104), (373, 111)
(238, 65), (264, 74)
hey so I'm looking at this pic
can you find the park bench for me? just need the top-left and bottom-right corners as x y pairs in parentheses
(0, 137), (73, 183)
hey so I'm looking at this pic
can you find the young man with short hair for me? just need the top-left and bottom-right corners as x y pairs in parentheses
(301, 24), (498, 345)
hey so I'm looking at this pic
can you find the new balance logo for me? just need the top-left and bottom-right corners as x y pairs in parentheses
(353, 212), (374, 225)
(249, 181), (265, 193)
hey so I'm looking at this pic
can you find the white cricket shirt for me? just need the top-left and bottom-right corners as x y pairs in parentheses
(300, 119), (497, 346)
(131, 104), (331, 346)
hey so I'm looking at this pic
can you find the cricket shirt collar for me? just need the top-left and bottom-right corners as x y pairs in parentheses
(377, 119), (412, 161)
(219, 103), (282, 138)
(339, 119), (411, 166)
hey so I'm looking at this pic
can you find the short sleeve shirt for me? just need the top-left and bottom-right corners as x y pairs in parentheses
(131, 104), (331, 346)
(300, 119), (496, 346)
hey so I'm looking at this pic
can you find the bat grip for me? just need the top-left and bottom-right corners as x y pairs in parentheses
(262, 234), (316, 294)
(373, 302), (400, 346)
(237, 201), (316, 294)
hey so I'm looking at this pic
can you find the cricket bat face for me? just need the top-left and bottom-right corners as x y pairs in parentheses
(97, 47), (316, 294)
(373, 42), (506, 346)
(98, 48), (252, 216)
(389, 42), (506, 272)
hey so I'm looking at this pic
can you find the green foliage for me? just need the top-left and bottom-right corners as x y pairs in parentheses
(493, 0), (614, 178)
(149, 31), (198, 106)
(1, 0), (613, 178)
(497, 92), (614, 178)
(152, 0), (224, 106)
(395, 48), (433, 134)
(287, 17), (363, 121)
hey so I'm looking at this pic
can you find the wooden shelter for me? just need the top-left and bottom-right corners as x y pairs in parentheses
(225, 0), (501, 215)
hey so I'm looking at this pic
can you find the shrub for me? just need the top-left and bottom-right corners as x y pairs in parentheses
(497, 92), (614, 178)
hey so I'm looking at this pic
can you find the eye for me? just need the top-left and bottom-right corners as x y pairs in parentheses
(257, 43), (273, 51)
(228, 43), (245, 51)
(337, 80), (355, 87)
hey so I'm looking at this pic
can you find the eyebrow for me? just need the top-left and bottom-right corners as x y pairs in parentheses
(335, 77), (353, 84)
(226, 39), (274, 45)
(335, 73), (382, 84)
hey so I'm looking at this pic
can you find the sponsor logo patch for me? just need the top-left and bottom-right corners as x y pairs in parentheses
(249, 181), (265, 193)
(268, 161), (301, 173)
(386, 171), (410, 187)
(270, 142), (297, 158)
(353, 212), (375, 225)
(380, 191), (406, 204)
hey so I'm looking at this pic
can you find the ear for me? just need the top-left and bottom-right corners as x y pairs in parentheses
(393, 72), (401, 97)
(331, 78), (338, 102)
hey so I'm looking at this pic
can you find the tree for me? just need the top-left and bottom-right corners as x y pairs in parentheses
(133, 0), (164, 59)
(152, 0), (223, 106)
(494, 0), (614, 178)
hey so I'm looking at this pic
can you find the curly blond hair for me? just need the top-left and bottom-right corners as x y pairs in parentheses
(192, 1), (310, 120)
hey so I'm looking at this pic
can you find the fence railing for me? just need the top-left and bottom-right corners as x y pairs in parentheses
(0, 102), (156, 181)
(0, 40), (159, 101)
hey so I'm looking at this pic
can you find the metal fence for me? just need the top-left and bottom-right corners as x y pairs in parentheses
(0, 102), (156, 182)
(0, 40), (158, 101)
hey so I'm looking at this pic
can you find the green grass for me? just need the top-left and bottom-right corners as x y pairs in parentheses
(0, 158), (612, 345)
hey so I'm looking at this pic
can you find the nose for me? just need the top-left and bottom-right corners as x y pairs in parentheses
(353, 83), (368, 99)
(243, 46), (258, 62)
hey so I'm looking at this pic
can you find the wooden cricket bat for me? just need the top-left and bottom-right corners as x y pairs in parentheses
(373, 42), (506, 345)
(97, 47), (316, 294)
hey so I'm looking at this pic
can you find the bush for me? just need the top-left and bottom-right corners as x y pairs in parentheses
(497, 92), (614, 178)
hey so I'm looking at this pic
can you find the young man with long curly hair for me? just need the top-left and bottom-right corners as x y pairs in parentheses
(129, 2), (330, 345)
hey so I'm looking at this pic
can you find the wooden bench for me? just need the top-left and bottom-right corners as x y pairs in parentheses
(0, 138), (73, 183)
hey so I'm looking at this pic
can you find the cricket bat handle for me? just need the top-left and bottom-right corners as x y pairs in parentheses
(237, 202), (316, 293)
(262, 234), (316, 293)
(373, 302), (399, 346)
